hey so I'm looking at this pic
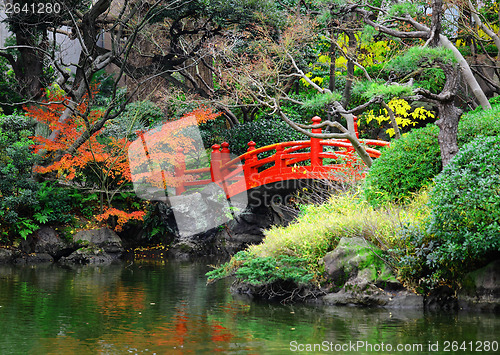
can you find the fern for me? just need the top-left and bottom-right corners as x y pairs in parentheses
(33, 212), (50, 224)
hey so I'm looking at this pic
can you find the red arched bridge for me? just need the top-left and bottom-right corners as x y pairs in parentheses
(174, 117), (390, 198)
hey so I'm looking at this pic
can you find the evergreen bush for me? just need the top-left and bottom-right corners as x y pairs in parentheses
(0, 115), (40, 239)
(365, 102), (500, 205)
(363, 124), (441, 205)
(457, 103), (500, 145)
(0, 115), (77, 240)
(217, 119), (307, 156)
(427, 136), (500, 281)
(104, 100), (165, 139)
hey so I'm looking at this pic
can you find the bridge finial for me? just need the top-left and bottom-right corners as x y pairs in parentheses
(221, 142), (230, 153)
(247, 141), (256, 151)
(211, 144), (222, 182)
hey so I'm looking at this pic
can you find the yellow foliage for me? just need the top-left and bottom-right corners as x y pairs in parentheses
(300, 71), (325, 87)
(245, 189), (431, 267)
(361, 98), (435, 137)
(311, 77), (324, 85)
(335, 56), (348, 69)
(318, 54), (331, 64)
(359, 40), (392, 67)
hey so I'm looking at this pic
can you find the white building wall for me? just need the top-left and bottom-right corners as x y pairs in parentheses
(0, 12), (9, 47)
(0, 15), (82, 73)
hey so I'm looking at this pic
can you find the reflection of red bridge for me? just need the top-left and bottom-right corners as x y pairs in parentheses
(175, 117), (390, 198)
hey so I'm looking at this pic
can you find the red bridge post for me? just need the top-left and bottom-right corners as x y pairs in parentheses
(211, 144), (222, 182)
(311, 116), (323, 166)
(275, 145), (284, 171)
(244, 141), (257, 186)
(175, 147), (186, 195)
(220, 142), (230, 179)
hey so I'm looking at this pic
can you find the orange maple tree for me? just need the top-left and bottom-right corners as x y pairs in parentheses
(128, 108), (221, 193)
(26, 87), (220, 231)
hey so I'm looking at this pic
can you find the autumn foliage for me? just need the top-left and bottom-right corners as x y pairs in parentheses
(128, 108), (221, 193)
(26, 87), (131, 183)
(25, 87), (220, 231)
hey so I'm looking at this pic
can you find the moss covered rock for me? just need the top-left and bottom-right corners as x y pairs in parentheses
(321, 237), (423, 308)
(458, 260), (500, 312)
(323, 237), (398, 289)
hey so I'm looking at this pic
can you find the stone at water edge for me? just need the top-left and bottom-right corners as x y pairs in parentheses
(13, 253), (54, 265)
(58, 246), (114, 266)
(57, 228), (124, 265)
(321, 237), (422, 308)
(0, 248), (14, 264)
(20, 227), (75, 259)
(72, 228), (124, 255)
(458, 260), (500, 311)
(323, 236), (400, 289)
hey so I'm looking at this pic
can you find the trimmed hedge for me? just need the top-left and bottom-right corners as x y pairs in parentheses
(427, 136), (500, 280)
(364, 102), (500, 205)
(363, 124), (441, 205)
(457, 103), (500, 146)
(209, 119), (307, 156)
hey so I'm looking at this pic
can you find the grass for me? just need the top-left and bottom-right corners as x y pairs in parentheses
(208, 187), (431, 285)
(251, 189), (429, 260)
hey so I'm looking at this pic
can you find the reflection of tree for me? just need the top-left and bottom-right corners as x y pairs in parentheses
(1, 264), (498, 353)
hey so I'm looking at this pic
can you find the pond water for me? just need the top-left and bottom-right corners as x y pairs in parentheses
(0, 260), (498, 354)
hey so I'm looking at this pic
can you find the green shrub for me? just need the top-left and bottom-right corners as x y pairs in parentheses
(0, 115), (78, 239)
(222, 119), (307, 156)
(457, 103), (500, 146)
(426, 136), (500, 282)
(207, 251), (314, 287)
(0, 58), (22, 115)
(104, 100), (165, 139)
(489, 95), (500, 105)
(34, 182), (76, 225)
(199, 116), (228, 148)
(0, 115), (40, 239)
(365, 102), (500, 205)
(388, 223), (436, 293)
(364, 124), (441, 205)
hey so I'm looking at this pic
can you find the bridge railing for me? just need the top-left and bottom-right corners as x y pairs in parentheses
(174, 116), (390, 196)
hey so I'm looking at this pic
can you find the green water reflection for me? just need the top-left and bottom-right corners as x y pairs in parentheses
(0, 261), (498, 354)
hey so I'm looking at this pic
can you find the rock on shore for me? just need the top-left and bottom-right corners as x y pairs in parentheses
(318, 237), (424, 309)
(0, 227), (125, 266)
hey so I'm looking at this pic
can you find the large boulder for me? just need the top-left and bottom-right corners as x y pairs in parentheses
(58, 246), (114, 265)
(324, 237), (399, 289)
(169, 184), (238, 240)
(0, 248), (14, 264)
(73, 228), (124, 256)
(58, 228), (124, 265)
(321, 237), (421, 308)
(458, 260), (500, 312)
(20, 227), (75, 260)
(215, 204), (278, 256)
(167, 187), (291, 259)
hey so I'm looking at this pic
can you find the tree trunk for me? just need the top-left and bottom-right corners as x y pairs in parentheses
(329, 25), (337, 92)
(428, 0), (443, 47)
(417, 64), (463, 166)
(14, 30), (44, 99)
(341, 31), (356, 109)
(435, 102), (462, 166)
